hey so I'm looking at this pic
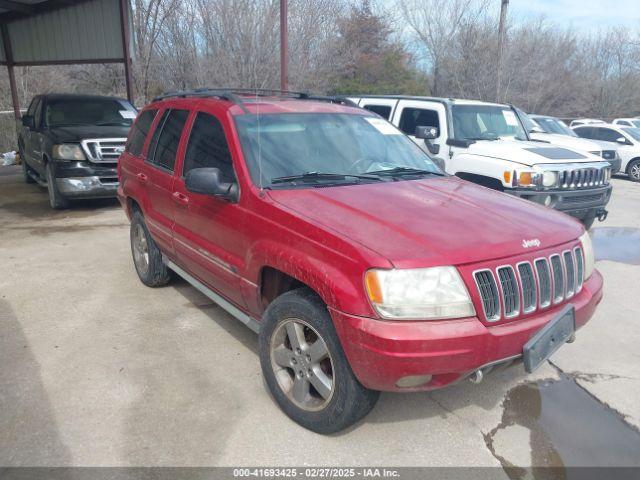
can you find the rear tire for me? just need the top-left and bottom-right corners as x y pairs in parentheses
(130, 210), (172, 287)
(259, 287), (379, 434)
(628, 159), (640, 182)
(45, 161), (69, 209)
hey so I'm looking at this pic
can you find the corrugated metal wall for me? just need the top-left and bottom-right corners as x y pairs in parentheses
(1, 0), (128, 64)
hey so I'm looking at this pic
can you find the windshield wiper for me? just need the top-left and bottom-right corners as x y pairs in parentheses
(96, 121), (130, 126)
(270, 171), (383, 185)
(365, 167), (445, 177)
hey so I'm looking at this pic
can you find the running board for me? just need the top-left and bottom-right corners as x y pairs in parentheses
(163, 257), (261, 333)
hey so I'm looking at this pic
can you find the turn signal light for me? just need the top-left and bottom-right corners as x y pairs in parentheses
(364, 270), (383, 304)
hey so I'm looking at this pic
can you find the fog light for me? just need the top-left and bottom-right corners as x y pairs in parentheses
(396, 374), (432, 388)
(543, 195), (552, 206)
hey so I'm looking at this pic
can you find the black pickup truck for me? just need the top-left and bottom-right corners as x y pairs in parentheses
(18, 93), (137, 209)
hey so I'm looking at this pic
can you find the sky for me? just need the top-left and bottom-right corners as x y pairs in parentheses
(509, 0), (640, 32)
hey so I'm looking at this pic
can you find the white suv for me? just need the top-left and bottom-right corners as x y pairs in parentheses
(613, 118), (640, 128)
(348, 95), (613, 228)
(526, 113), (621, 173)
(573, 124), (640, 182)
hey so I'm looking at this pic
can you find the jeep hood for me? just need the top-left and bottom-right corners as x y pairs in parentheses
(48, 125), (130, 143)
(465, 139), (602, 166)
(268, 177), (582, 267)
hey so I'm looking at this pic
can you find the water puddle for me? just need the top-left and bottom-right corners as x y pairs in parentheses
(590, 227), (640, 265)
(486, 373), (640, 478)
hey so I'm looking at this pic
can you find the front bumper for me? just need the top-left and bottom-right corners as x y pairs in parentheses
(508, 185), (612, 219)
(53, 161), (118, 198)
(56, 176), (118, 198)
(330, 271), (603, 392)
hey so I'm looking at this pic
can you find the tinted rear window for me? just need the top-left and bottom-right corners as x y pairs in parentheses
(127, 109), (157, 156)
(363, 104), (392, 120)
(148, 109), (189, 172)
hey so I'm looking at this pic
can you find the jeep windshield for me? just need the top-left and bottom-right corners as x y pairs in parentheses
(451, 104), (527, 142)
(45, 98), (137, 128)
(235, 113), (442, 188)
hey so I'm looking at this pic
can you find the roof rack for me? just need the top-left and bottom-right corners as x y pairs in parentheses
(151, 88), (358, 111)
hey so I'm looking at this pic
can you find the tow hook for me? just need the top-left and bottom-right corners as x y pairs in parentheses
(597, 209), (608, 222)
(469, 369), (484, 384)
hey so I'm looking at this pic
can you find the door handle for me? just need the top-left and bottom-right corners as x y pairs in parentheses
(136, 173), (148, 184)
(172, 191), (190, 206)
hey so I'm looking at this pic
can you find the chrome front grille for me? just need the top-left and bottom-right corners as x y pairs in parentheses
(575, 247), (584, 292)
(558, 167), (609, 189)
(81, 138), (127, 163)
(497, 266), (520, 318)
(535, 258), (552, 308)
(473, 247), (584, 322)
(563, 251), (576, 298)
(550, 255), (564, 303)
(517, 263), (537, 313)
(475, 270), (501, 321)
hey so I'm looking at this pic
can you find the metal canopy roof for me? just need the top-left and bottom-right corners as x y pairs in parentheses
(0, 0), (130, 65)
(0, 0), (134, 116)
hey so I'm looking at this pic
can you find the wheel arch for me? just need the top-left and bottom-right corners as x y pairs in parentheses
(626, 157), (640, 174)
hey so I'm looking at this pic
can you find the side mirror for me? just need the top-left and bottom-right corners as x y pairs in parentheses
(530, 126), (544, 134)
(185, 167), (238, 202)
(616, 137), (629, 145)
(22, 115), (35, 129)
(415, 125), (439, 140)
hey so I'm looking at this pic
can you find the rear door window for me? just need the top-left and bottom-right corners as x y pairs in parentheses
(573, 126), (595, 139)
(148, 109), (189, 172)
(183, 112), (235, 183)
(127, 109), (157, 156)
(398, 107), (440, 136)
(362, 104), (392, 120)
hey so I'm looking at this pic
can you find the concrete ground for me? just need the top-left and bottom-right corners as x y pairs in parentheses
(1, 165), (639, 470)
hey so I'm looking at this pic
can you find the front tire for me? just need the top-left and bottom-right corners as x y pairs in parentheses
(45, 162), (69, 209)
(259, 288), (379, 434)
(628, 159), (640, 182)
(130, 210), (172, 287)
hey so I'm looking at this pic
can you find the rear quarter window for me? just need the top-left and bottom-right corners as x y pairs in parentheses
(126, 109), (158, 156)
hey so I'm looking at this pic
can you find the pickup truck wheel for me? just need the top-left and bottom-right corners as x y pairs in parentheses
(259, 288), (379, 434)
(628, 160), (640, 182)
(45, 162), (69, 209)
(130, 211), (172, 287)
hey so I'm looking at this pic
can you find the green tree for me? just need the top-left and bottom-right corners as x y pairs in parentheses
(329, 1), (428, 95)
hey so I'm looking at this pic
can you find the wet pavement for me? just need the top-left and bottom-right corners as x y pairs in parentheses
(486, 372), (640, 478)
(591, 227), (640, 265)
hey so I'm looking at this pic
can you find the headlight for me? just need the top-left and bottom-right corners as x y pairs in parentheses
(52, 144), (85, 161)
(364, 266), (475, 320)
(542, 171), (558, 187)
(579, 231), (595, 280)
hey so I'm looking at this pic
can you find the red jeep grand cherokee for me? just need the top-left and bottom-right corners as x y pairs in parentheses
(117, 89), (603, 433)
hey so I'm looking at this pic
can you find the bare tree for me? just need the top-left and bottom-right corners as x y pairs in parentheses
(397, 0), (490, 95)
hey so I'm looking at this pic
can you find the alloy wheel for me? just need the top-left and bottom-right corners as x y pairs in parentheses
(631, 163), (640, 180)
(132, 223), (150, 275)
(270, 318), (335, 411)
